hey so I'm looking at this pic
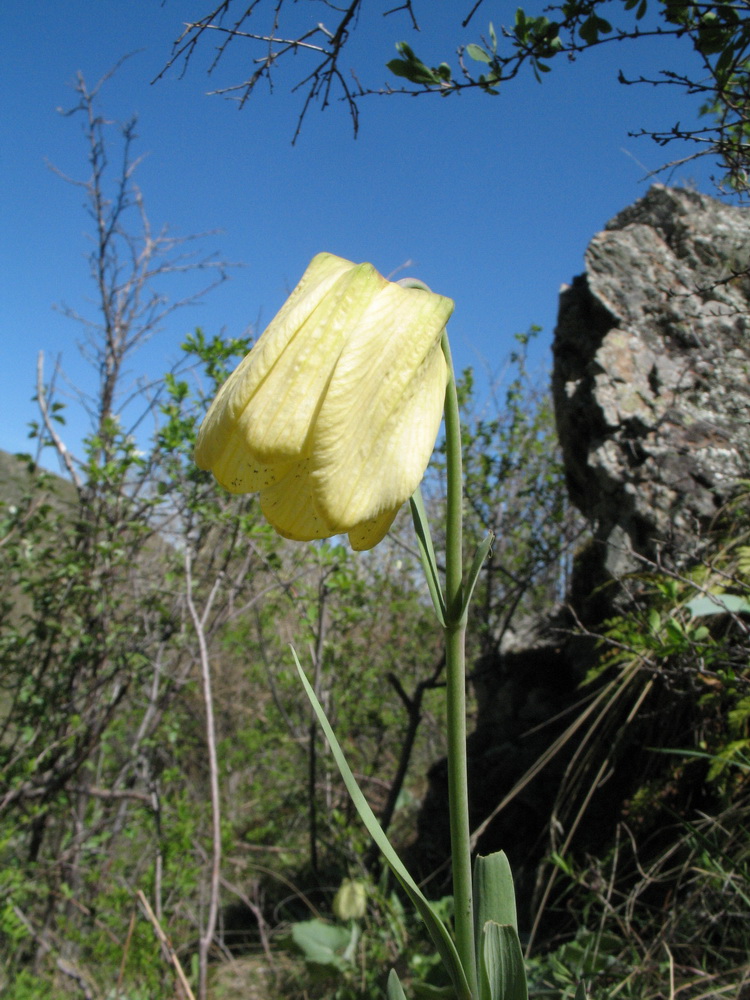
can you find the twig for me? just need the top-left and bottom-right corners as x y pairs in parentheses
(184, 551), (223, 1000)
(379, 653), (445, 837)
(136, 889), (197, 1000)
(665, 941), (675, 1000)
(36, 352), (82, 489)
(68, 784), (153, 804)
(115, 906), (138, 998)
(219, 875), (274, 963)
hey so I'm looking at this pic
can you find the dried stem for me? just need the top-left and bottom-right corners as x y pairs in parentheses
(184, 552), (223, 1000)
(137, 890), (197, 1000)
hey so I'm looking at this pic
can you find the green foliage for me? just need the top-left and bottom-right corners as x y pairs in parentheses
(526, 926), (623, 998)
(167, 0), (748, 185)
(521, 491), (750, 998)
(590, 522), (750, 801)
(1, 970), (57, 1000)
(281, 871), (460, 1000)
(530, 791), (750, 998)
(474, 853), (527, 1000)
(434, 330), (581, 658)
(384, 1), (750, 196)
(387, 42), (453, 88)
(0, 306), (459, 997)
(290, 918), (361, 973)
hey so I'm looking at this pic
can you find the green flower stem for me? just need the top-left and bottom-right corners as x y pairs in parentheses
(441, 329), (478, 998)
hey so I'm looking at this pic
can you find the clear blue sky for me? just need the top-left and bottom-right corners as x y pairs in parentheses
(1, 1), (720, 466)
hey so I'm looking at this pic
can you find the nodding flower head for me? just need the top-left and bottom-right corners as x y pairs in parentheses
(195, 252), (453, 550)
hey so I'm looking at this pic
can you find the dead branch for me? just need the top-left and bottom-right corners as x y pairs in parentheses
(184, 551), (222, 1000)
(36, 352), (82, 490)
(137, 890), (196, 1000)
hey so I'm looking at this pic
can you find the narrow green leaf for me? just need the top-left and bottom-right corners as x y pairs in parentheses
(461, 533), (493, 622)
(294, 650), (471, 1000)
(574, 981), (588, 1000)
(549, 851), (574, 876)
(714, 45), (734, 81)
(411, 488), (446, 625)
(473, 852), (518, 939)
(479, 921), (528, 1000)
(388, 969), (408, 1000)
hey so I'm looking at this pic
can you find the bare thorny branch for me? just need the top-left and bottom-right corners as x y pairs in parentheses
(159, 1), (668, 122)
(46, 60), (233, 469)
(158, 1), (750, 193)
(36, 352), (82, 490)
(157, 0), (416, 140)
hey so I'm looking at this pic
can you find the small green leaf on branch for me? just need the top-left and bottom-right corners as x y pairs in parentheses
(467, 44), (492, 64)
(387, 42), (453, 86)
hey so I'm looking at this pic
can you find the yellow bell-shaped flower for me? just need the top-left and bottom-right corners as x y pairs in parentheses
(194, 252), (454, 550)
(332, 878), (368, 921)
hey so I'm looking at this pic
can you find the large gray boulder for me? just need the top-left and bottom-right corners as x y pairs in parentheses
(553, 184), (750, 576)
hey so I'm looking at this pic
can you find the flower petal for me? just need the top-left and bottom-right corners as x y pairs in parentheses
(310, 282), (452, 530)
(234, 262), (382, 460)
(195, 253), (351, 480)
(259, 455), (333, 541)
(208, 445), (294, 495)
(348, 507), (400, 551)
(195, 253), (386, 490)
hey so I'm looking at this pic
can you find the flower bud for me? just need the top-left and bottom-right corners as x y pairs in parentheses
(332, 878), (367, 921)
